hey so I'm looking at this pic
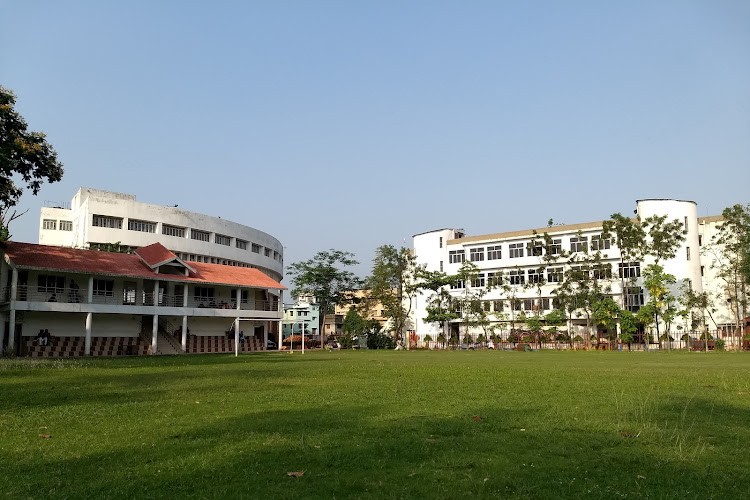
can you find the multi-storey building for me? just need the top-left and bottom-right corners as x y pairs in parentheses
(282, 301), (320, 338)
(39, 188), (284, 281)
(0, 241), (285, 357)
(413, 199), (738, 346)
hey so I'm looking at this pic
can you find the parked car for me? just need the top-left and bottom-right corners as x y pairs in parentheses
(266, 339), (277, 350)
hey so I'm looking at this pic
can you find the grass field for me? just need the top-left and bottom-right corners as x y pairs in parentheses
(1, 350), (749, 499)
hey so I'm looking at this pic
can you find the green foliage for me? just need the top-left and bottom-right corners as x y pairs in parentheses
(366, 325), (395, 349)
(367, 245), (419, 339)
(90, 241), (133, 253)
(0, 86), (64, 238)
(287, 250), (361, 333)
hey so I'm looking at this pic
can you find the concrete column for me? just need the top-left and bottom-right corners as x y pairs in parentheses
(234, 317), (240, 357)
(0, 312), (5, 351)
(183, 285), (189, 307)
(10, 267), (18, 302)
(236, 288), (241, 310)
(181, 315), (188, 351)
(87, 276), (94, 303)
(7, 309), (15, 350)
(136, 279), (144, 305)
(154, 280), (159, 306)
(277, 320), (282, 348)
(263, 322), (269, 347)
(152, 314), (158, 354)
(85, 312), (93, 355)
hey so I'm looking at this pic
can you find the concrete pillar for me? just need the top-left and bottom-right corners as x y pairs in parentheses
(87, 276), (94, 304)
(234, 317), (240, 357)
(181, 315), (188, 351)
(0, 312), (5, 351)
(7, 310), (15, 350)
(236, 288), (241, 310)
(277, 320), (282, 349)
(183, 285), (189, 307)
(152, 314), (158, 354)
(10, 267), (18, 302)
(85, 312), (93, 355)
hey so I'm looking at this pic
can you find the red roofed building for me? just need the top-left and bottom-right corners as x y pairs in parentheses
(0, 241), (286, 357)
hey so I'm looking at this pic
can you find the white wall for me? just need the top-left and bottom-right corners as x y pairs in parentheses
(22, 312), (140, 337)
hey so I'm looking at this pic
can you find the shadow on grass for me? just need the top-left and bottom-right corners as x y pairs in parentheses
(2, 398), (749, 499)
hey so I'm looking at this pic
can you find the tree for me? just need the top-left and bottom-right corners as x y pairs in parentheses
(708, 204), (750, 346)
(640, 263), (677, 349)
(287, 250), (362, 336)
(1, 86), (64, 238)
(367, 245), (420, 345)
(417, 269), (459, 345)
(341, 308), (367, 348)
(603, 213), (647, 308)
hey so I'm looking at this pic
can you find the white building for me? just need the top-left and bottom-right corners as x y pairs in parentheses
(0, 241), (286, 357)
(282, 301), (320, 338)
(413, 199), (738, 347)
(39, 188), (284, 281)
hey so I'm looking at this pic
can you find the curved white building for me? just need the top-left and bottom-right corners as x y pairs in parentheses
(39, 188), (284, 281)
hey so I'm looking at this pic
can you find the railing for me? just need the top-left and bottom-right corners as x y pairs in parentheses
(4, 286), (280, 312)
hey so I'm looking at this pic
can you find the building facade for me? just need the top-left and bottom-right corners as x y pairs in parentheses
(39, 188), (284, 281)
(282, 300), (320, 338)
(0, 242), (286, 356)
(413, 199), (738, 346)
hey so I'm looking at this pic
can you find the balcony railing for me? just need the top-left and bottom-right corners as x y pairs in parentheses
(4, 286), (280, 312)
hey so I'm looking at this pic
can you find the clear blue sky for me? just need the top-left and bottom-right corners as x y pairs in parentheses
(2, 1), (748, 277)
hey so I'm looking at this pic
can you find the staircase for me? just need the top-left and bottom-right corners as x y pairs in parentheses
(156, 331), (182, 355)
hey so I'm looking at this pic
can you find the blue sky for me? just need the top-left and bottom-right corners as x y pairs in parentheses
(2, 1), (748, 277)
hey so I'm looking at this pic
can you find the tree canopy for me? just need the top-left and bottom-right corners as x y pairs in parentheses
(0, 86), (64, 237)
(286, 249), (361, 336)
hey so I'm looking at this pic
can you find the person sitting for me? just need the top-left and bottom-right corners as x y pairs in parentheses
(42, 329), (52, 346)
(36, 329), (47, 346)
(68, 280), (81, 303)
(239, 331), (245, 343)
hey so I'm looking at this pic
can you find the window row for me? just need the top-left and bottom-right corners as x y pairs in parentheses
(42, 219), (73, 231)
(91, 214), (281, 261)
(448, 262), (641, 289)
(451, 234), (614, 263)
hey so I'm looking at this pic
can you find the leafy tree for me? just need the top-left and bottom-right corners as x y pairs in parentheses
(603, 213), (647, 308)
(367, 245), (419, 344)
(619, 309), (638, 349)
(287, 250), (362, 335)
(641, 263), (677, 349)
(707, 204), (750, 344)
(341, 308), (367, 348)
(642, 214), (686, 264)
(0, 86), (64, 238)
(366, 321), (395, 349)
(678, 281), (716, 352)
(418, 269), (459, 343)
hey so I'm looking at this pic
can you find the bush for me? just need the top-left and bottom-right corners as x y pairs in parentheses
(716, 339), (725, 351)
(366, 330), (395, 350)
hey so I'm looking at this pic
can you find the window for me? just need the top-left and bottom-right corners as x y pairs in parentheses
(439, 237), (443, 248)
(527, 268), (543, 284)
(230, 289), (249, 304)
(469, 248), (485, 262)
(59, 220), (73, 231)
(236, 239), (248, 250)
(191, 229), (210, 242)
(526, 242), (543, 256)
(487, 245), (502, 260)
(547, 239), (562, 255)
(698, 235), (702, 246)
(683, 216), (688, 234)
(700, 266), (704, 277)
(547, 267), (563, 283)
(289, 311), (294, 317)
(592, 264), (612, 280)
(540, 298), (550, 311)
(194, 287), (215, 303)
(42, 219), (57, 230)
(92, 214), (123, 229)
(509, 243), (524, 258)
(512, 298), (522, 311)
(274, 251), (280, 261)
(251, 243), (261, 253)
(471, 274), (485, 288)
(439, 261), (443, 272)
(570, 236), (588, 253)
(215, 234), (231, 246)
(493, 300), (504, 311)
(123, 281), (136, 305)
(162, 224), (185, 237)
(618, 262), (641, 279)
(523, 298), (534, 311)
(449, 250), (465, 264)
(37, 275), (64, 294)
(591, 234), (611, 251)
(686, 247), (691, 261)
(450, 279), (465, 289)
(127, 219), (156, 233)
(487, 272), (502, 286)
(509, 269), (525, 285)
(685, 278), (692, 291)
(93, 279), (114, 297)
(265, 248), (272, 257)
(568, 265), (588, 279)
(625, 287), (644, 312)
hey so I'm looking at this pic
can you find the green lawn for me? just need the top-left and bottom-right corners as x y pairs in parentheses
(1, 350), (749, 499)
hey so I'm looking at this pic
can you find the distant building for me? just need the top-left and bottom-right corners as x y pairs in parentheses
(413, 199), (739, 347)
(282, 301), (320, 338)
(39, 187), (284, 281)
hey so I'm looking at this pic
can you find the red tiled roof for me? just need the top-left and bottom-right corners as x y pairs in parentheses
(2, 242), (286, 290)
(135, 242), (178, 268)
